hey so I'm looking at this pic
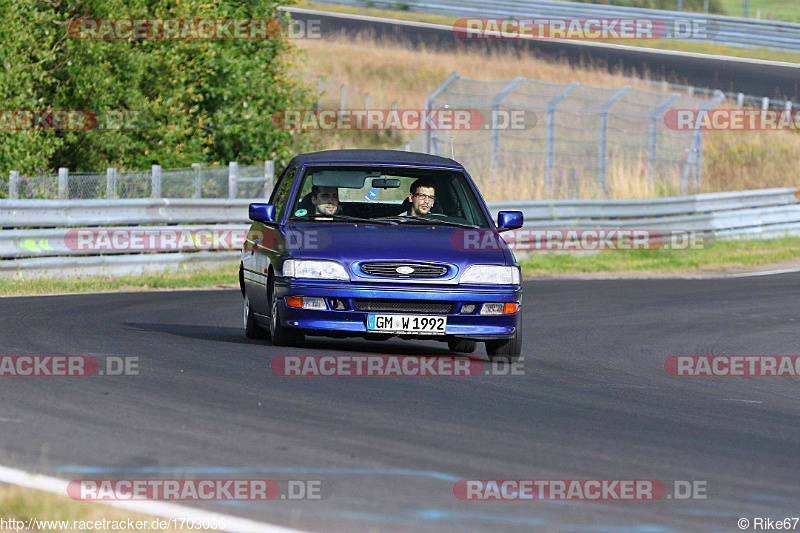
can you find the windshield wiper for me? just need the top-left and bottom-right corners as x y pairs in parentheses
(374, 215), (480, 228)
(295, 214), (398, 225)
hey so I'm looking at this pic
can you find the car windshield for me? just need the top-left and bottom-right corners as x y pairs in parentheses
(288, 165), (491, 228)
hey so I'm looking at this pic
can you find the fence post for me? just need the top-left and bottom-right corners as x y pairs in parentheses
(151, 164), (161, 198)
(597, 86), (631, 193)
(545, 82), (580, 192)
(228, 162), (238, 199)
(648, 93), (681, 184)
(489, 77), (526, 179)
(264, 160), (274, 198)
(9, 170), (18, 199)
(316, 75), (323, 111)
(785, 101), (793, 112)
(365, 93), (370, 112)
(106, 168), (117, 199)
(737, 93), (745, 108)
(389, 102), (397, 138)
(682, 91), (725, 193)
(58, 168), (69, 199)
(423, 71), (461, 155)
(340, 85), (346, 112)
(192, 163), (202, 199)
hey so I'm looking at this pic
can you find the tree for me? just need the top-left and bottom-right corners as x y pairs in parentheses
(0, 0), (314, 175)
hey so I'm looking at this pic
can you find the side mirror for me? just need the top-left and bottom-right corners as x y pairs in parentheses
(249, 203), (276, 223)
(497, 211), (523, 232)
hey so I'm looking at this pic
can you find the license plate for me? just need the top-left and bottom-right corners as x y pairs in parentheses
(367, 314), (447, 335)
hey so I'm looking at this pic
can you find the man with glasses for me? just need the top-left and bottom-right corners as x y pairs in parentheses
(405, 178), (436, 216)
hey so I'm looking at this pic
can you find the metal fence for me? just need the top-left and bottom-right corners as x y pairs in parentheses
(311, 75), (381, 111)
(6, 162), (275, 200)
(316, 0), (800, 52)
(419, 71), (723, 198)
(633, 77), (798, 112)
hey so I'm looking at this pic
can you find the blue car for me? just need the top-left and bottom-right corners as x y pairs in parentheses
(239, 150), (524, 360)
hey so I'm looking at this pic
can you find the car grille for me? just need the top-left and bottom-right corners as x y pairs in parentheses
(361, 262), (448, 278)
(354, 299), (453, 314)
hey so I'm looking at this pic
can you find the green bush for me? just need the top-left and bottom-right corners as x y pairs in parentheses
(0, 0), (315, 176)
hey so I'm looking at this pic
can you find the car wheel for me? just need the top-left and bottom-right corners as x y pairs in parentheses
(269, 281), (304, 347)
(448, 338), (477, 353)
(243, 294), (268, 339)
(485, 329), (521, 363)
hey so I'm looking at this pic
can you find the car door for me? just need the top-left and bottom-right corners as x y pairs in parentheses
(243, 165), (296, 314)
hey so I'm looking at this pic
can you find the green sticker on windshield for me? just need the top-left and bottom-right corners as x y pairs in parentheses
(294, 209), (308, 217)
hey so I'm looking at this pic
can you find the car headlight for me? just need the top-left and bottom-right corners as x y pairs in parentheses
(283, 259), (349, 280)
(461, 265), (520, 285)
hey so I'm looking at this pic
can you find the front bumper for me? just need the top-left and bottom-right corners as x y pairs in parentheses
(274, 279), (521, 340)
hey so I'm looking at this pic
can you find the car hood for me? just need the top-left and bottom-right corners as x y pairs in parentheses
(285, 223), (515, 270)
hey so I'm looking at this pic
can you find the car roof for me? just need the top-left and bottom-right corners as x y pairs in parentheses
(287, 150), (463, 168)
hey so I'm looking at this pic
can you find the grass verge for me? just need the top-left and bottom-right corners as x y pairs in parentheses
(0, 265), (238, 297)
(519, 236), (800, 275)
(0, 484), (189, 533)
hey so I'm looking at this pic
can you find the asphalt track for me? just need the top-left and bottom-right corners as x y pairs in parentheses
(1, 275), (799, 532)
(286, 8), (800, 100)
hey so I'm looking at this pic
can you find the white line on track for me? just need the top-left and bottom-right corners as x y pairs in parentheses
(724, 267), (800, 278)
(530, 267), (800, 280)
(0, 465), (311, 533)
(0, 287), (235, 299)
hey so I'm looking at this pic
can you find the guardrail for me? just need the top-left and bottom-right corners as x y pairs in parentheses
(1, 188), (799, 278)
(0, 198), (253, 228)
(316, 0), (800, 51)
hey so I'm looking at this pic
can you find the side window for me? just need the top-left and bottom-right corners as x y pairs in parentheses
(270, 166), (297, 222)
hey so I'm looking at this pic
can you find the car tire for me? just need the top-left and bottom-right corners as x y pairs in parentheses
(243, 294), (268, 339)
(269, 281), (304, 347)
(448, 338), (477, 353)
(485, 329), (521, 363)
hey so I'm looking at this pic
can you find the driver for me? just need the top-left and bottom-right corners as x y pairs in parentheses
(312, 186), (340, 215)
(406, 179), (436, 216)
